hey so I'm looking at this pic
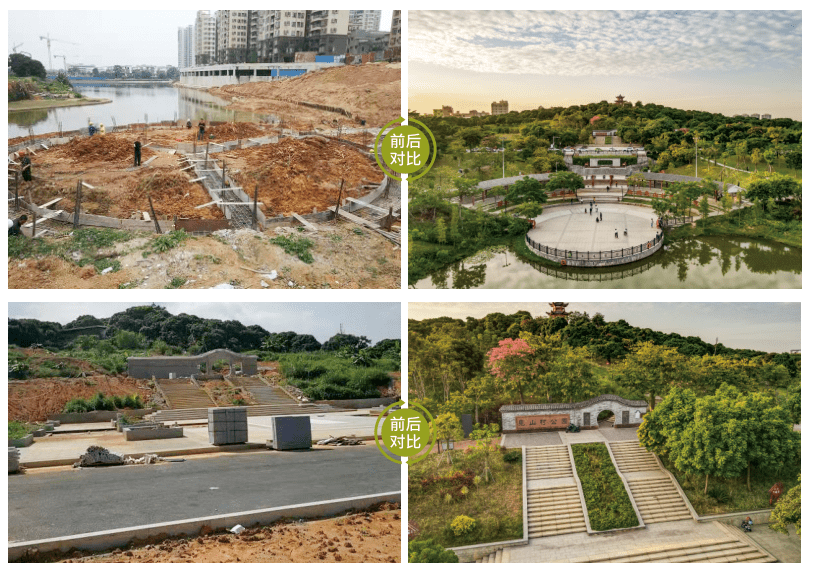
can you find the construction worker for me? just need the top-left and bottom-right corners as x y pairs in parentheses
(198, 118), (206, 141)
(186, 118), (192, 129)
(20, 154), (32, 182)
(134, 141), (142, 167)
(88, 121), (97, 137)
(8, 214), (28, 236)
(99, 123), (106, 135)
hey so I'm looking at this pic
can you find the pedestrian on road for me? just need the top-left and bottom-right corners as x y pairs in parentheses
(600, 212), (603, 221)
(651, 218), (653, 227)
(590, 207), (592, 215)
(614, 228), (618, 238)
(584, 208), (587, 214)
(596, 216), (599, 223)
(134, 141), (142, 167)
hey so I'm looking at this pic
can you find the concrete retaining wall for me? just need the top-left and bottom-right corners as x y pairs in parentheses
(128, 349), (257, 379)
(7, 491), (400, 560)
(124, 427), (184, 441)
(8, 434), (34, 448)
(315, 397), (399, 409)
(49, 409), (155, 424)
(525, 232), (664, 268)
(176, 61), (343, 88)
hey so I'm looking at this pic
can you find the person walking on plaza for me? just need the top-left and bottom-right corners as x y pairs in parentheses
(596, 216), (599, 223)
(651, 218), (654, 227)
(600, 212), (603, 221)
(134, 141), (142, 167)
(614, 228), (618, 238)
(590, 206), (592, 215)
(198, 118), (206, 141)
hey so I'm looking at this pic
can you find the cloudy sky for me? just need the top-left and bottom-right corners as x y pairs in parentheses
(409, 10), (802, 120)
(8, 10), (393, 68)
(408, 303), (800, 353)
(9, 303), (400, 344)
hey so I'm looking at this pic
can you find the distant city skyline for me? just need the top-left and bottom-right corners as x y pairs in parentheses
(8, 10), (394, 69)
(408, 303), (801, 354)
(409, 10), (802, 120)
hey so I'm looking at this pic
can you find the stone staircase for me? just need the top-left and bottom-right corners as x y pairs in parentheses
(526, 445), (572, 480)
(609, 441), (661, 473)
(575, 522), (774, 563)
(474, 548), (507, 563)
(156, 379), (215, 410)
(609, 441), (692, 524)
(525, 446), (587, 538)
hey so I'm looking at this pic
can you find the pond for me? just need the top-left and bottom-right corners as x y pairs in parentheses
(411, 235), (802, 289)
(8, 85), (275, 138)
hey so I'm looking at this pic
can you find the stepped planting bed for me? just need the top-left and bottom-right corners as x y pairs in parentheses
(571, 443), (638, 530)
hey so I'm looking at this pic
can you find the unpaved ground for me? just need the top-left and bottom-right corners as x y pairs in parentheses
(215, 137), (383, 216)
(40, 507), (400, 563)
(8, 374), (154, 423)
(9, 222), (400, 289)
(202, 379), (256, 406)
(209, 62), (401, 128)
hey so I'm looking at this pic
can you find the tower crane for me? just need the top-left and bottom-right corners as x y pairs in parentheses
(39, 34), (78, 71)
(54, 55), (68, 73)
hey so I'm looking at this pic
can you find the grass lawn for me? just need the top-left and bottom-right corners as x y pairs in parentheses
(571, 443), (638, 530)
(409, 447), (523, 547)
(662, 458), (801, 516)
(8, 421), (38, 440)
(665, 161), (802, 184)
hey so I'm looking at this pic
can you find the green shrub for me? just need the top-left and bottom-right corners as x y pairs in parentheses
(408, 539), (459, 563)
(708, 486), (731, 504)
(63, 392), (142, 413)
(503, 450), (522, 464)
(571, 442), (638, 531)
(450, 515), (476, 537)
(9, 421), (37, 440)
(270, 234), (314, 263)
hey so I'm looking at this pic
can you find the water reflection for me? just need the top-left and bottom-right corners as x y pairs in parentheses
(414, 235), (801, 289)
(8, 85), (273, 138)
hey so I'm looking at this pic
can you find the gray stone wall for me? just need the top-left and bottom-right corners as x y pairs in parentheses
(128, 349), (257, 379)
(501, 395), (647, 433)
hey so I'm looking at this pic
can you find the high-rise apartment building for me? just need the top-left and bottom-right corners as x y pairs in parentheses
(257, 10), (309, 63)
(349, 10), (381, 32)
(177, 25), (194, 68)
(307, 10), (350, 56)
(194, 10), (216, 66)
(216, 10), (249, 63)
(388, 10), (401, 60)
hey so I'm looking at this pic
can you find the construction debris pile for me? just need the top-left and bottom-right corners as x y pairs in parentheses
(9, 447), (20, 473)
(206, 122), (267, 141)
(316, 436), (364, 446)
(52, 134), (156, 164)
(73, 446), (163, 467)
(220, 137), (383, 215)
(124, 169), (222, 219)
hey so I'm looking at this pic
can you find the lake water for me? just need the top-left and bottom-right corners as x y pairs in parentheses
(8, 85), (275, 138)
(412, 235), (802, 289)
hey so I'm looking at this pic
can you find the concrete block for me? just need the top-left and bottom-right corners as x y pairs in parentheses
(269, 416), (312, 450)
(125, 427), (184, 441)
(209, 409), (227, 422)
(227, 429), (236, 444)
(211, 431), (229, 445)
(235, 430), (248, 443)
(233, 420), (248, 432)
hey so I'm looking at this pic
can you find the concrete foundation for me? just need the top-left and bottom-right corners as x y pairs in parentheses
(128, 349), (257, 379)
(124, 427), (184, 442)
(501, 395), (648, 433)
(208, 407), (248, 445)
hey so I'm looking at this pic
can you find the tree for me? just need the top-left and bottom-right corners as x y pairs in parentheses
(544, 346), (599, 403)
(785, 150), (802, 177)
(698, 195), (710, 227)
(750, 148), (763, 172)
(481, 133), (501, 149)
(408, 539), (459, 563)
(322, 333), (371, 352)
(435, 216), (447, 244)
(459, 127), (483, 149)
(770, 477), (801, 536)
(9, 53), (47, 79)
(515, 202), (544, 218)
(463, 373), (498, 424)
(627, 173), (647, 192)
(763, 147), (777, 174)
(746, 174), (802, 211)
(432, 412), (463, 459)
(637, 387), (697, 459)
(506, 176), (546, 205)
(720, 190), (733, 215)
(546, 171), (584, 195)
(615, 342), (690, 410)
(487, 338), (539, 404)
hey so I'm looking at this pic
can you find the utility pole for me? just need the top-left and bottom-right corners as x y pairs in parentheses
(502, 138), (506, 178)
(695, 135), (699, 178)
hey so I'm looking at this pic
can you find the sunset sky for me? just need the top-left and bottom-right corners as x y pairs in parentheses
(409, 10), (802, 120)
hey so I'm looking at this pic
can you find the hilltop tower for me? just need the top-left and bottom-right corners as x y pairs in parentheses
(615, 94), (626, 105)
(547, 303), (571, 318)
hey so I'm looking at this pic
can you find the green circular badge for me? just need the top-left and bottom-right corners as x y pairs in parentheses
(374, 401), (436, 464)
(375, 117), (437, 181)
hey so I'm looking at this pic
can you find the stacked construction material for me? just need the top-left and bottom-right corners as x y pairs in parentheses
(8, 447), (20, 474)
(208, 407), (248, 445)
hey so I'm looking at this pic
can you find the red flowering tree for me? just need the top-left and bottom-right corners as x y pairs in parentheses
(487, 338), (540, 404)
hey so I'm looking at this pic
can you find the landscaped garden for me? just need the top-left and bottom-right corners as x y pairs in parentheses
(408, 445), (523, 548)
(571, 443), (638, 530)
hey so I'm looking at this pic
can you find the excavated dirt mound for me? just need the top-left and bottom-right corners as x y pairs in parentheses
(53, 507), (400, 563)
(206, 122), (267, 141)
(217, 138), (383, 215)
(210, 62), (401, 127)
(8, 374), (153, 423)
(121, 169), (222, 220)
(51, 134), (156, 165)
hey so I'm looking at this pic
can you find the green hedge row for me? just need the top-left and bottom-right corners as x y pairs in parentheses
(571, 443), (639, 531)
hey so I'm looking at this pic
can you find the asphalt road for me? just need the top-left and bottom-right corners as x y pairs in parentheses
(8, 446), (400, 542)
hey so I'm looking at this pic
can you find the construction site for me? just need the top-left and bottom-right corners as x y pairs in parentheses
(8, 63), (401, 289)
(9, 347), (401, 562)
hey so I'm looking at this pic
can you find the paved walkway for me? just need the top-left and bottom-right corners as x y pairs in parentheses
(503, 426), (641, 448)
(18, 411), (379, 464)
(527, 204), (657, 253)
(747, 524), (801, 563)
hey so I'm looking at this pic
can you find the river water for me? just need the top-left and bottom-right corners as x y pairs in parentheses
(8, 85), (275, 138)
(412, 235), (802, 289)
